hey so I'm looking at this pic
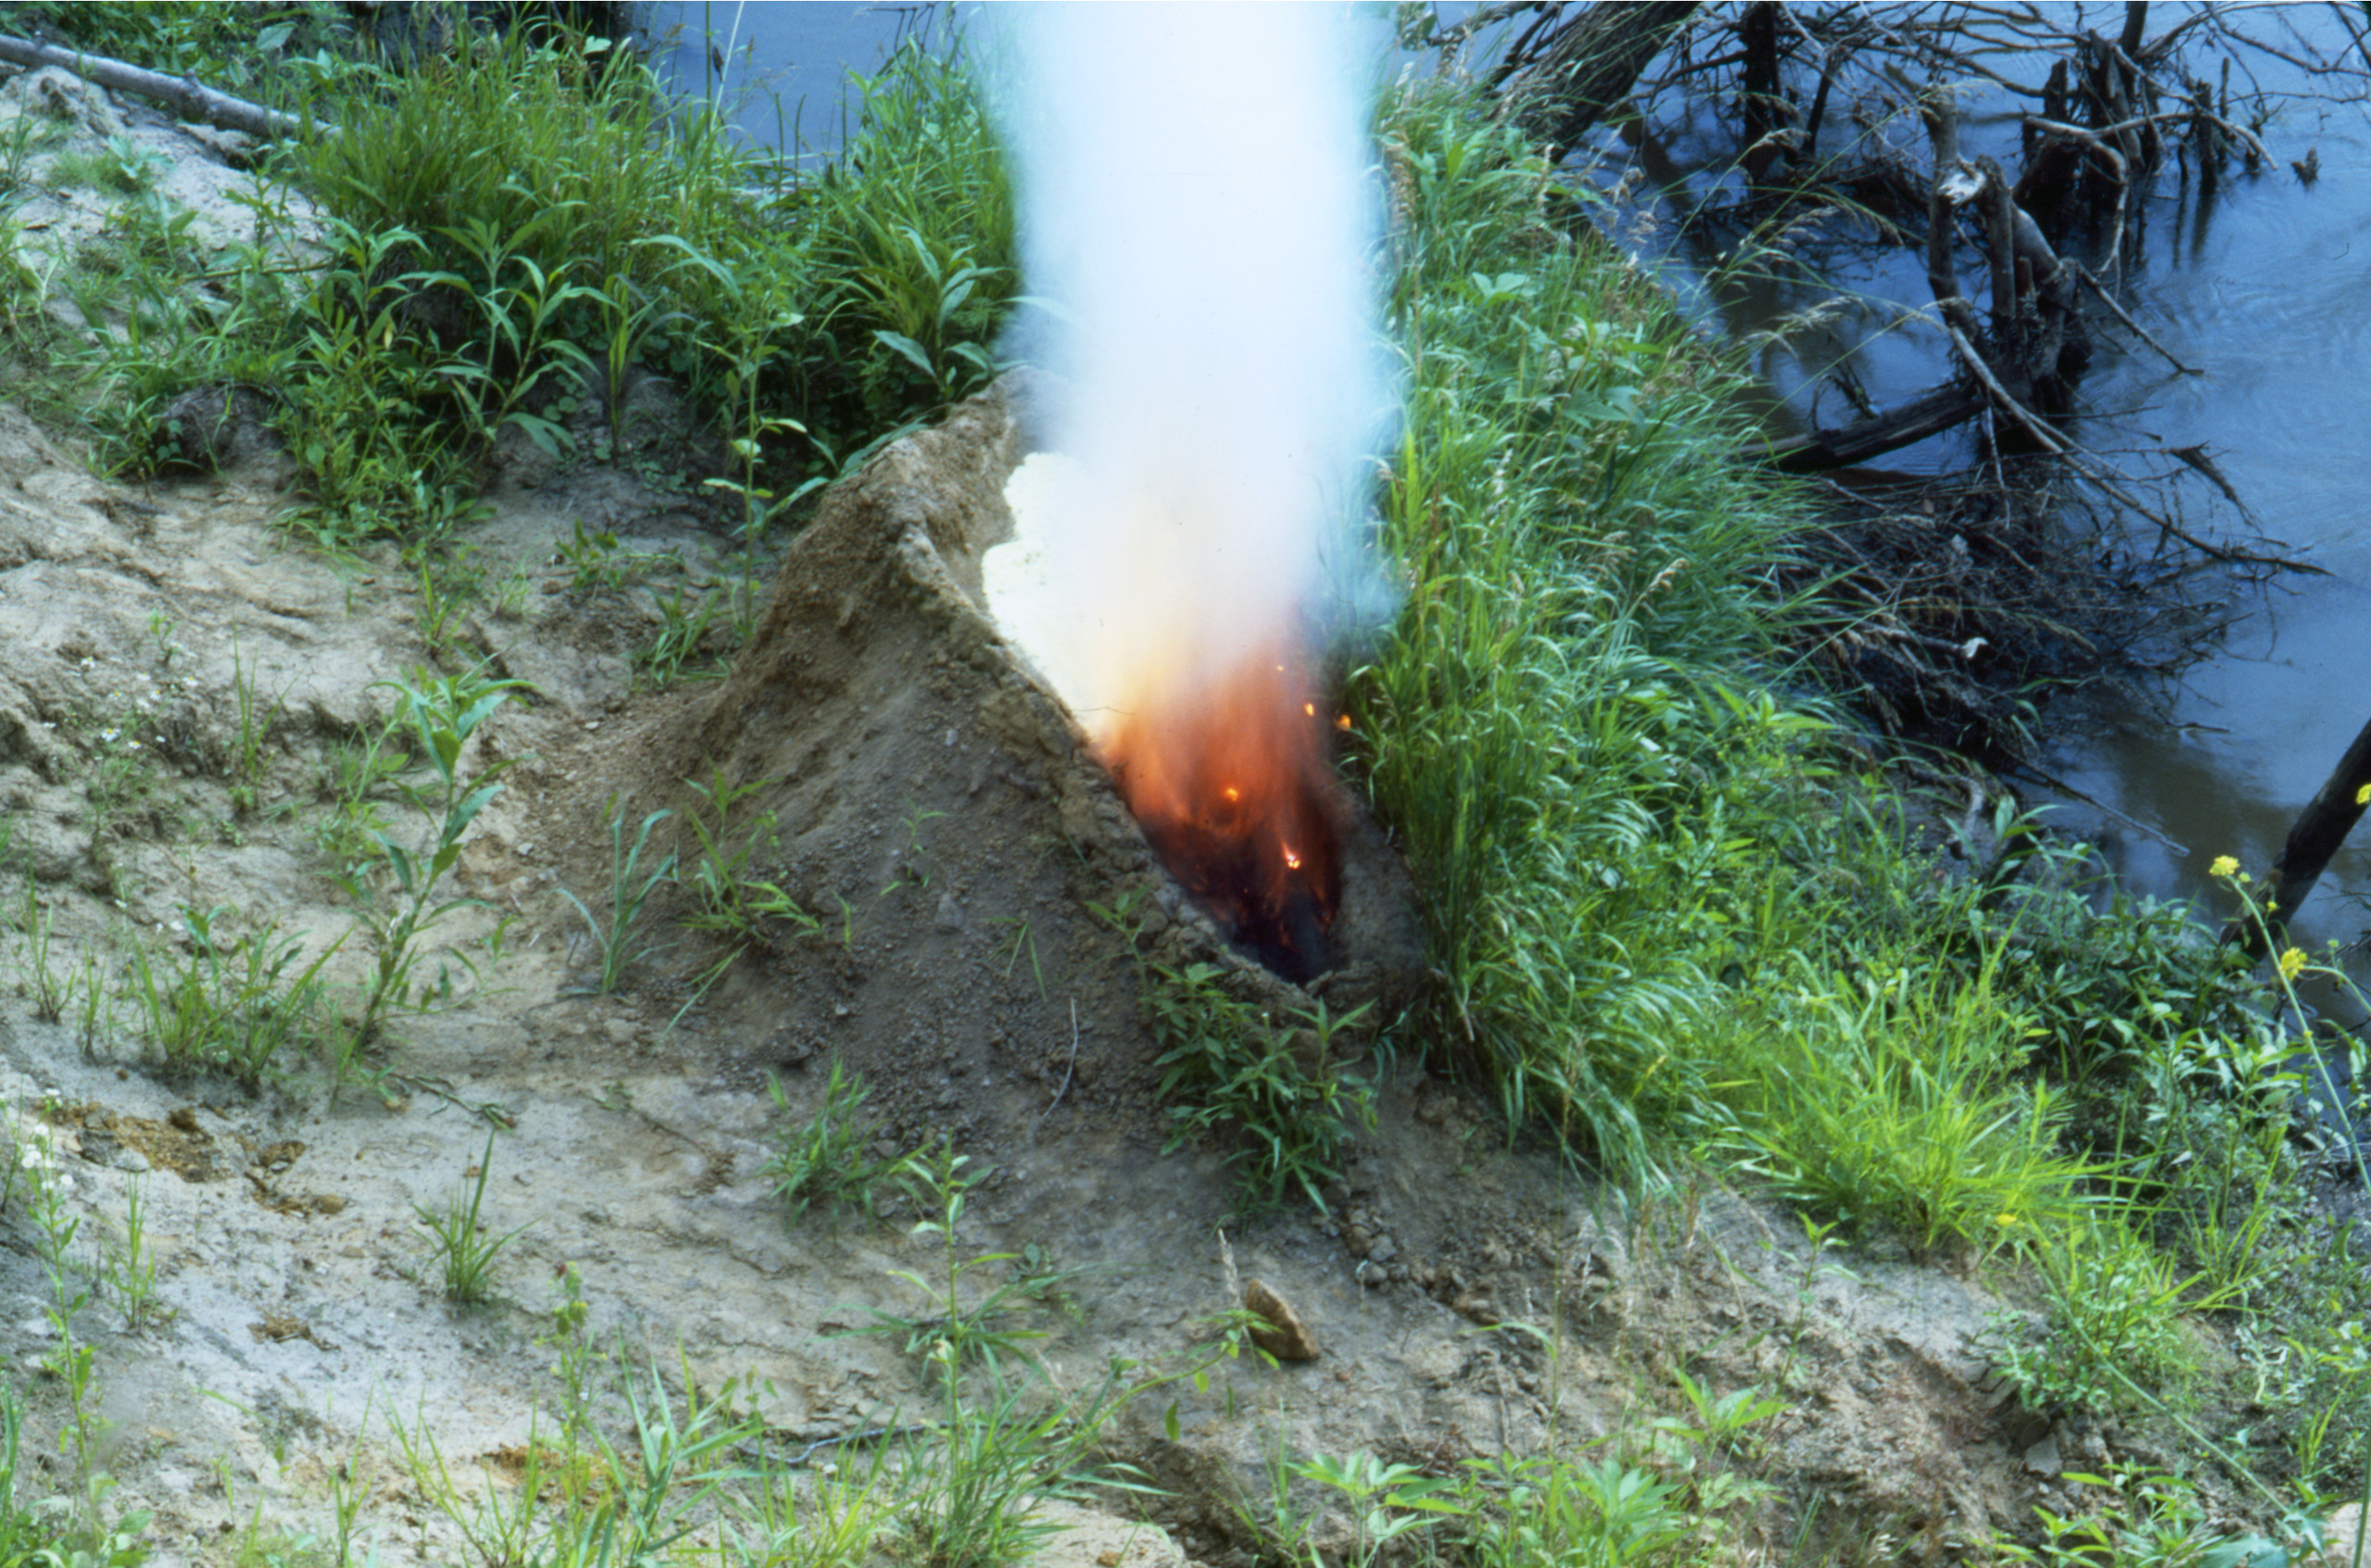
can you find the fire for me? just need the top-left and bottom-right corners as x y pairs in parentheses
(1094, 643), (1343, 982)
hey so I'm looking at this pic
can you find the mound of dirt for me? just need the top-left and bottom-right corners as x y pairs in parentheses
(564, 370), (1428, 1170)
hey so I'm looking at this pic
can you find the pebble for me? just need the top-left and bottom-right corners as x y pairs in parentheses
(935, 893), (965, 932)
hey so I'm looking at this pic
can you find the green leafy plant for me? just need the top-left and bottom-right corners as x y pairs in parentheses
(554, 519), (666, 595)
(558, 797), (677, 995)
(95, 1173), (169, 1333)
(1458, 1451), (1693, 1568)
(24, 1133), (149, 1555)
(1708, 932), (2109, 1257)
(1292, 1453), (1468, 1568)
(344, 668), (525, 1042)
(883, 805), (946, 896)
(11, 871), (80, 1026)
(312, 711), (412, 870)
(988, 914), (1046, 999)
(853, 1138), (1225, 1568)
(680, 767), (817, 951)
(636, 583), (726, 686)
(1992, 1462), (2289, 1568)
(414, 1130), (530, 1305)
(123, 904), (342, 1087)
(1140, 954), (1374, 1211)
(761, 1063), (908, 1225)
(1987, 1222), (2205, 1417)
(229, 626), (295, 797)
(851, 1142), (1089, 1374)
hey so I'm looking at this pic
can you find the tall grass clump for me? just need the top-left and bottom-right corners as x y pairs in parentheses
(299, 31), (752, 345)
(1356, 85), (1825, 1179)
(58, 19), (1016, 553)
(1356, 83), (2289, 1268)
(286, 27), (1015, 531)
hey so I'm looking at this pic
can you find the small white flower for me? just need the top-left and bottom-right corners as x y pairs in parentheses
(99, 728), (118, 742)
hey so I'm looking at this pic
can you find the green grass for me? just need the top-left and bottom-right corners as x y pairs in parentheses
(762, 1063), (910, 1226)
(413, 1130), (530, 1305)
(1357, 85), (1830, 1178)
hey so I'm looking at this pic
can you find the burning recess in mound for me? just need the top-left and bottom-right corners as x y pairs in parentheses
(987, 452), (1347, 983)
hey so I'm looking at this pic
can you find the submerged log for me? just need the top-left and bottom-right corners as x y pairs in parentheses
(1753, 382), (1986, 471)
(2227, 713), (2371, 958)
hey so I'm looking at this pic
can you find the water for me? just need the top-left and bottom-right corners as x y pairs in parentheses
(1605, 6), (2371, 952)
(638, 2), (959, 154)
(2046, 70), (2371, 952)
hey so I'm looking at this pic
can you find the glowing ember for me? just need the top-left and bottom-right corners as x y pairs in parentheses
(988, 454), (1349, 980)
(1094, 644), (1343, 982)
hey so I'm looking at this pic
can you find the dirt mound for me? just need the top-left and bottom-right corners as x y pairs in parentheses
(562, 370), (1427, 1171)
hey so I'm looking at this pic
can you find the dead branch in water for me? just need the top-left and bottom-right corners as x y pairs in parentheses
(2227, 712), (2371, 956)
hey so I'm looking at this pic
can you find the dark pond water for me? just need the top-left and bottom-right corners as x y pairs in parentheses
(637, 2), (957, 155)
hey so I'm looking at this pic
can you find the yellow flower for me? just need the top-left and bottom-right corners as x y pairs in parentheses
(1995, 1213), (2020, 1228)
(2210, 855), (2239, 879)
(2279, 947), (2307, 982)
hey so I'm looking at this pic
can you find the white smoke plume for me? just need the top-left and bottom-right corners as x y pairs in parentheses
(987, 3), (1392, 735)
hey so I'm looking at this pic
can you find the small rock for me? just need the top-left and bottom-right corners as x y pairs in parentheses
(2023, 1432), (2063, 1478)
(1244, 1279), (1319, 1361)
(111, 1148), (148, 1173)
(935, 893), (965, 932)
(1450, 1290), (1498, 1325)
(1366, 1236), (1399, 1267)
(1342, 1225), (1374, 1258)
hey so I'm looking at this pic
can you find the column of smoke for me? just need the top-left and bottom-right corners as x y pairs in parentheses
(991, 4), (1391, 978)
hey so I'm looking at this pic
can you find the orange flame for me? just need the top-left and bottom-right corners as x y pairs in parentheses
(1095, 642), (1341, 979)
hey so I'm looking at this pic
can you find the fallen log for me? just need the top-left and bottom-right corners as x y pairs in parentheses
(1751, 381), (1986, 471)
(0, 32), (314, 141)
